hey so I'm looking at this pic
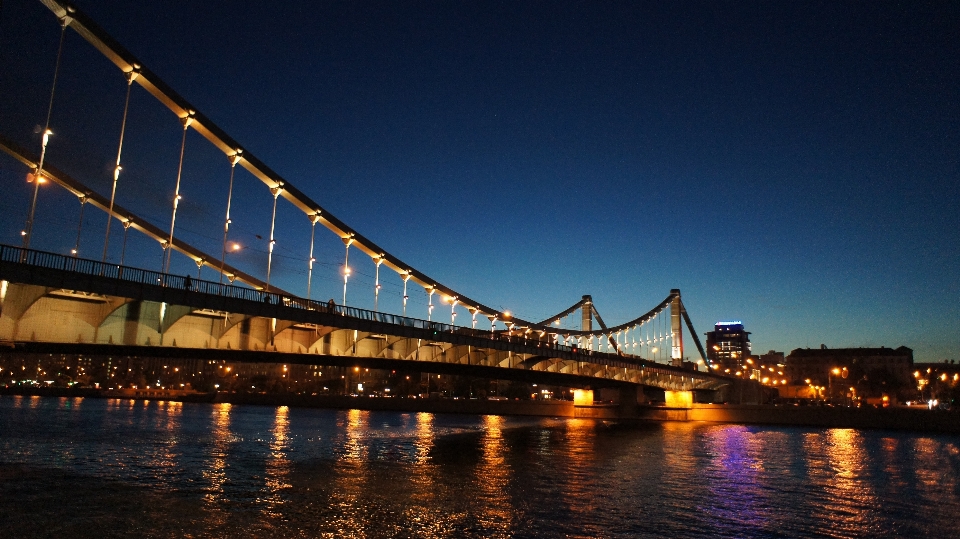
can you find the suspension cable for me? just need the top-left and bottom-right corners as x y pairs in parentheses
(102, 67), (139, 263)
(119, 219), (131, 266)
(23, 16), (69, 251)
(306, 212), (320, 299)
(163, 112), (194, 273)
(374, 255), (383, 312)
(71, 194), (87, 256)
(266, 184), (282, 291)
(341, 236), (353, 306)
(219, 151), (241, 283)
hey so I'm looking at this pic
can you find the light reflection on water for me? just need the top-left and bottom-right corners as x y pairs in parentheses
(700, 425), (771, 533)
(263, 405), (291, 514)
(476, 414), (513, 537)
(553, 419), (602, 539)
(1, 396), (959, 538)
(329, 408), (371, 538)
(912, 436), (960, 526)
(202, 402), (232, 528)
(825, 429), (879, 534)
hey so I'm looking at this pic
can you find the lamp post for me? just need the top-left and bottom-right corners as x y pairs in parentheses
(219, 243), (241, 283)
(829, 367), (848, 404)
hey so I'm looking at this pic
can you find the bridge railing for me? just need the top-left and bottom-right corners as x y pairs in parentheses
(0, 244), (274, 303)
(1, 244), (702, 375)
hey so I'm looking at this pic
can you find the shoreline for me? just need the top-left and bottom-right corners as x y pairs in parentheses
(2, 387), (958, 434)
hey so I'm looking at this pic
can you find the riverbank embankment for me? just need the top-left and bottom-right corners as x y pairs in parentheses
(3, 388), (958, 434)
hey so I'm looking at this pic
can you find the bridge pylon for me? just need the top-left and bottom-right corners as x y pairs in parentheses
(670, 289), (684, 367)
(580, 295), (592, 332)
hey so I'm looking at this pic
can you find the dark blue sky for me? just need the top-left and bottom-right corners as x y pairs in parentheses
(0, 0), (957, 361)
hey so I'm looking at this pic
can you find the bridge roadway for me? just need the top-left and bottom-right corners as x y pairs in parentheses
(0, 245), (729, 392)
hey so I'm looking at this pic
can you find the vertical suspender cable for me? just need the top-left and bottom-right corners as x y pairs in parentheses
(649, 318), (654, 361)
(23, 16), (69, 252)
(341, 236), (353, 306)
(164, 112), (194, 273)
(119, 219), (131, 266)
(71, 195), (86, 256)
(306, 213), (320, 300)
(219, 151), (242, 283)
(102, 68), (138, 263)
(374, 256), (383, 312)
(266, 184), (282, 291)
(654, 313), (658, 361)
(656, 312), (661, 361)
(646, 322), (650, 359)
(658, 312), (662, 362)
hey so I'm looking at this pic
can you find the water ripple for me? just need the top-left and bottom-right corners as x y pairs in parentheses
(1, 396), (959, 538)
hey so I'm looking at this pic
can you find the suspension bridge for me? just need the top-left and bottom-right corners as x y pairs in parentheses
(0, 0), (731, 402)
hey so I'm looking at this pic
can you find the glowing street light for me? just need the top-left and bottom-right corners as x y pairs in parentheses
(828, 367), (847, 402)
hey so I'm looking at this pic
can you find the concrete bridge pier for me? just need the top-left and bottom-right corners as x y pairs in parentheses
(618, 386), (647, 417)
(595, 386), (651, 415)
(664, 390), (694, 408)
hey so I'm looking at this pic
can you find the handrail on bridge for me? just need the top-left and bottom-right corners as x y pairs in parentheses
(0, 244), (715, 379)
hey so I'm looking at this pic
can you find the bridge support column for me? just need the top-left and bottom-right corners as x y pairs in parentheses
(122, 300), (142, 345)
(618, 386), (639, 417)
(581, 295), (592, 332)
(572, 389), (594, 406)
(664, 390), (693, 408)
(0, 280), (7, 319)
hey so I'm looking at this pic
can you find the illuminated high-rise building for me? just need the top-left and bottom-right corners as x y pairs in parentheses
(705, 321), (751, 373)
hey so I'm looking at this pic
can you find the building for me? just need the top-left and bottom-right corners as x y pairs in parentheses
(757, 350), (784, 366)
(705, 321), (751, 373)
(784, 345), (914, 402)
(912, 361), (960, 405)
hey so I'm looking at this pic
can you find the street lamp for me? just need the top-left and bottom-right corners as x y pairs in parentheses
(828, 367), (848, 404)
(219, 243), (241, 284)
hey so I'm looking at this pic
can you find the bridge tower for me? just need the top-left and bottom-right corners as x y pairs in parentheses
(670, 289), (684, 367)
(580, 295), (592, 332)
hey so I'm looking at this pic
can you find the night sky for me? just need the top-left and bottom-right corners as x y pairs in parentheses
(0, 0), (957, 361)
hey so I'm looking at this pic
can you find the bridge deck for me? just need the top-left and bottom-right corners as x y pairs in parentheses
(0, 245), (729, 391)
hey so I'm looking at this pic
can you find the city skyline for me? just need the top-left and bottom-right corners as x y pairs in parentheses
(0, 0), (957, 361)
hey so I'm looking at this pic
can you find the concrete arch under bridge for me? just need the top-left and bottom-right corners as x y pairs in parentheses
(4, 340), (701, 396)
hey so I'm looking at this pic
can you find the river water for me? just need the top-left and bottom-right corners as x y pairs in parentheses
(1, 396), (958, 538)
